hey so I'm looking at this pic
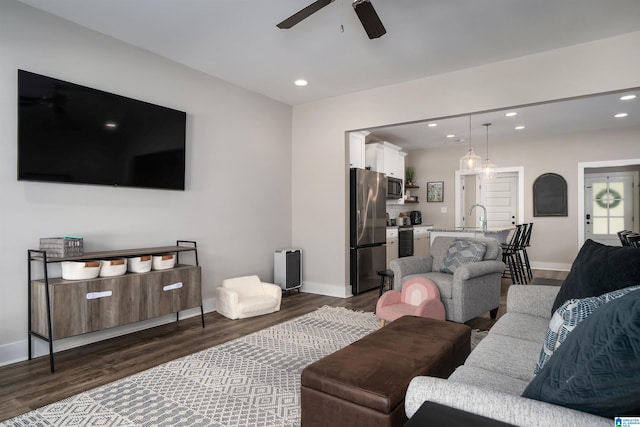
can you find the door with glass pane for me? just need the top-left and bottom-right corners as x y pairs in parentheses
(585, 173), (634, 245)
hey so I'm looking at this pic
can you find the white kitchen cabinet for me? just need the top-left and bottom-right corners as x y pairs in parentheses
(366, 141), (406, 205)
(383, 145), (405, 179)
(365, 143), (380, 171)
(382, 145), (397, 176)
(397, 152), (407, 181)
(365, 141), (405, 177)
(386, 227), (399, 267)
(349, 131), (368, 169)
(413, 226), (432, 258)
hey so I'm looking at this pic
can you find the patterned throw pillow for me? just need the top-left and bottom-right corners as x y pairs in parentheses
(440, 240), (487, 274)
(534, 284), (640, 374)
(523, 288), (640, 418)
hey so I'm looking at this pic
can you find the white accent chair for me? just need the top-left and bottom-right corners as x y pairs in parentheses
(215, 275), (282, 320)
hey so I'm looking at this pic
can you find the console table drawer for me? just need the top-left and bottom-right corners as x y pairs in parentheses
(143, 266), (202, 318)
(31, 265), (201, 340)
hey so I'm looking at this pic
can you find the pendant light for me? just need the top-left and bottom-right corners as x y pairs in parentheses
(459, 116), (481, 174)
(482, 123), (497, 180)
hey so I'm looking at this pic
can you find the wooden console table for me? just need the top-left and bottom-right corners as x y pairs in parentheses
(28, 240), (203, 372)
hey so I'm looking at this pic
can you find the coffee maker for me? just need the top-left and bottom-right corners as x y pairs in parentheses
(409, 210), (422, 225)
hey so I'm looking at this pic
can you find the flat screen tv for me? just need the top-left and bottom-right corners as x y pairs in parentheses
(17, 70), (186, 190)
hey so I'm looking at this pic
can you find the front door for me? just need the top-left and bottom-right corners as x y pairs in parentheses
(584, 173), (635, 245)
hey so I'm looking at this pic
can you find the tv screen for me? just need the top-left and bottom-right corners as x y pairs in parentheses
(17, 70), (186, 190)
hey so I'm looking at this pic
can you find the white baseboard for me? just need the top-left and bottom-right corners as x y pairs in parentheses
(0, 296), (216, 368)
(530, 261), (571, 272)
(0, 341), (28, 367)
(301, 281), (350, 298)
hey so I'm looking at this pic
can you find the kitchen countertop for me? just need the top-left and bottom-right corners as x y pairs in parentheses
(387, 224), (434, 229)
(430, 227), (513, 233)
(429, 227), (514, 244)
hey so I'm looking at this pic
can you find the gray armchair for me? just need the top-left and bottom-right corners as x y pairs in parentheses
(389, 236), (505, 323)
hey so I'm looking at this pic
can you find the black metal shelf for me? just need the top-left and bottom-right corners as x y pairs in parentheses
(27, 240), (201, 373)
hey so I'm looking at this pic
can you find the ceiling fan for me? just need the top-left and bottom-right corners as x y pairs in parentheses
(277, 0), (386, 39)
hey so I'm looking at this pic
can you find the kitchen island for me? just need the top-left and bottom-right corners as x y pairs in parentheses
(429, 227), (513, 245)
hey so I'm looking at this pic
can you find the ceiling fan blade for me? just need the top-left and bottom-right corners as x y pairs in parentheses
(353, 0), (386, 39)
(277, 0), (335, 29)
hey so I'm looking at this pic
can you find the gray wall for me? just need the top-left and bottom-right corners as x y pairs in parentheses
(0, 1), (292, 364)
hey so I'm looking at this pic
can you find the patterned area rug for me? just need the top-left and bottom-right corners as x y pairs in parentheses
(3, 306), (380, 427)
(471, 329), (489, 349)
(3, 308), (489, 427)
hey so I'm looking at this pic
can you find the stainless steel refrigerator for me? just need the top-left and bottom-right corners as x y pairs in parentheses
(350, 168), (387, 295)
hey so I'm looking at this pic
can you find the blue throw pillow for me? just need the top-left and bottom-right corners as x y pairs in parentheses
(534, 285), (640, 374)
(551, 239), (640, 314)
(523, 288), (640, 418)
(440, 240), (487, 274)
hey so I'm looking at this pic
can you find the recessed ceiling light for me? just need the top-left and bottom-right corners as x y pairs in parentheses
(105, 121), (117, 129)
(294, 79), (308, 87)
(427, 123), (438, 127)
(505, 112), (518, 117)
(515, 125), (525, 130)
(446, 134), (456, 138)
(620, 94), (636, 101)
(614, 113), (628, 118)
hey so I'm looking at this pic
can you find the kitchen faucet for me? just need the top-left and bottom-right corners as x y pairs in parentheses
(468, 204), (488, 232)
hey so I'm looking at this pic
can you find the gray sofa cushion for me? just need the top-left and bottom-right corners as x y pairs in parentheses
(405, 377), (611, 427)
(449, 365), (530, 395)
(431, 238), (452, 272)
(463, 334), (540, 383)
(506, 284), (561, 317)
(488, 312), (549, 344)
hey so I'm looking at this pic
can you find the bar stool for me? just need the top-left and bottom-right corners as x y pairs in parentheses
(502, 225), (525, 284)
(627, 233), (640, 248)
(618, 230), (633, 246)
(517, 222), (534, 282)
(377, 269), (394, 297)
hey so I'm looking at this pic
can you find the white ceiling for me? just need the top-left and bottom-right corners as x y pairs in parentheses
(367, 89), (640, 151)
(16, 0), (640, 106)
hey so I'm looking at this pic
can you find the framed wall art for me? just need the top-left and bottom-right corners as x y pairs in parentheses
(426, 181), (444, 203)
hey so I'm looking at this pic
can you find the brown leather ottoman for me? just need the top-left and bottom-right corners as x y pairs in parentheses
(300, 315), (471, 427)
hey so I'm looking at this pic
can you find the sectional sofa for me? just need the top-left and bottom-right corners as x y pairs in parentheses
(404, 239), (640, 426)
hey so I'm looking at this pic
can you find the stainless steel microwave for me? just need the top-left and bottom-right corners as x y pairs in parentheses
(386, 177), (403, 199)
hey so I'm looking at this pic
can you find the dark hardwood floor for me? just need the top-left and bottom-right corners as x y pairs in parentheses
(0, 270), (566, 422)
